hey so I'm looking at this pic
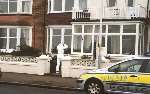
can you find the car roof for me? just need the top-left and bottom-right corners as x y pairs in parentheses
(107, 56), (150, 68)
(131, 56), (150, 59)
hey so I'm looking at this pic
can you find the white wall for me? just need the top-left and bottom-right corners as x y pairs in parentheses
(0, 55), (50, 75)
(86, 0), (149, 19)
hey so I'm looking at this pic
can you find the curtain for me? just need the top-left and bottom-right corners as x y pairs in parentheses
(79, 0), (87, 10)
(22, 1), (30, 12)
(20, 28), (29, 46)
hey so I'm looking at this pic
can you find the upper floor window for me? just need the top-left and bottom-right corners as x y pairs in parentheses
(49, 0), (87, 13)
(128, 0), (134, 7)
(0, 0), (32, 14)
(79, 0), (87, 10)
(107, 0), (117, 7)
(0, 26), (32, 52)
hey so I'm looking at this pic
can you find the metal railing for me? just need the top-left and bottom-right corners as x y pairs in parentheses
(72, 9), (90, 20)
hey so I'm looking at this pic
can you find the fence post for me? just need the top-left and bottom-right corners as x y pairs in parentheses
(37, 55), (49, 75)
(61, 56), (72, 78)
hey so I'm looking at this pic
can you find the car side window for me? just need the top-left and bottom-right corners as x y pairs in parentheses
(144, 60), (150, 73)
(108, 59), (144, 72)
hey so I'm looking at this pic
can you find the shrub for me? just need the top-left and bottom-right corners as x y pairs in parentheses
(11, 45), (41, 57)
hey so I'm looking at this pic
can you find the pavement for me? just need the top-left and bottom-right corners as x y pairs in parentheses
(0, 72), (79, 91)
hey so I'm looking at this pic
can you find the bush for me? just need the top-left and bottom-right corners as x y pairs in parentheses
(11, 45), (41, 57)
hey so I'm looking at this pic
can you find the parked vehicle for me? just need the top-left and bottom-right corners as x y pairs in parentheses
(77, 56), (150, 94)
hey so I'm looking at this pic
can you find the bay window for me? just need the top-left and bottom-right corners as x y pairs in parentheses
(0, 0), (32, 14)
(0, 27), (32, 52)
(73, 23), (143, 56)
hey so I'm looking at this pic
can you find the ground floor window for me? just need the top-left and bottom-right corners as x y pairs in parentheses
(47, 26), (72, 54)
(0, 26), (32, 52)
(72, 23), (144, 56)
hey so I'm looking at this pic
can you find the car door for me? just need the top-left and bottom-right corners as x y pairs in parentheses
(135, 60), (150, 94)
(107, 59), (146, 93)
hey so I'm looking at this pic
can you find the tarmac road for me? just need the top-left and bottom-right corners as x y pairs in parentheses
(0, 84), (86, 94)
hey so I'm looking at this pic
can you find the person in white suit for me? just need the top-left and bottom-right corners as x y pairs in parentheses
(56, 43), (68, 73)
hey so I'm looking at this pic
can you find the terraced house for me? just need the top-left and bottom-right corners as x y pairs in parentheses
(0, 0), (150, 58)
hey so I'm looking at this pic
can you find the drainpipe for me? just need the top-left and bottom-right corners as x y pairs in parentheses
(42, 0), (46, 54)
(97, 0), (103, 69)
(146, 0), (150, 52)
(147, 0), (149, 18)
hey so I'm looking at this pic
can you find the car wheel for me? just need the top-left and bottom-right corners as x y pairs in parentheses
(85, 80), (104, 94)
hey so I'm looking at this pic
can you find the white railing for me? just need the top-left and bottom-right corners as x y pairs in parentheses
(72, 9), (90, 20)
(104, 6), (146, 19)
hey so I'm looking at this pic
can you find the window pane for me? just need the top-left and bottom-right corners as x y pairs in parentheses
(20, 28), (30, 46)
(73, 35), (82, 52)
(64, 36), (71, 54)
(9, 1), (17, 12)
(108, 0), (116, 7)
(95, 25), (106, 33)
(123, 25), (136, 33)
(107, 36), (120, 54)
(83, 35), (92, 53)
(128, 0), (133, 7)
(108, 25), (120, 33)
(53, 29), (61, 35)
(9, 38), (16, 49)
(9, 28), (17, 37)
(119, 60), (143, 72)
(22, 1), (31, 12)
(109, 59), (144, 72)
(84, 25), (92, 33)
(54, 0), (62, 11)
(79, 0), (87, 10)
(0, 38), (6, 49)
(144, 61), (150, 73)
(74, 25), (82, 33)
(94, 25), (99, 33)
(0, 2), (8, 13)
(65, 0), (74, 11)
(52, 36), (61, 53)
(122, 35), (135, 55)
(49, 0), (51, 11)
(102, 36), (105, 47)
(64, 29), (72, 35)
(0, 28), (7, 37)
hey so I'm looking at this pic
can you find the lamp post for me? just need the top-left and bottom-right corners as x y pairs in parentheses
(97, 0), (103, 68)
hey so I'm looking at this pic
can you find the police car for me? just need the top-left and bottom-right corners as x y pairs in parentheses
(77, 56), (150, 94)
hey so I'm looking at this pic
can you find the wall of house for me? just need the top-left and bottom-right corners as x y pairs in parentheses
(85, 0), (149, 19)
(0, 15), (33, 26)
(32, 0), (72, 51)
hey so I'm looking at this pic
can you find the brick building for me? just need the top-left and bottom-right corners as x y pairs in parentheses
(0, 0), (150, 58)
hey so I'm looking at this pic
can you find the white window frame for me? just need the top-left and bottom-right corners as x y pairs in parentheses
(0, 26), (32, 52)
(0, 0), (32, 14)
(48, 0), (87, 13)
(72, 22), (143, 56)
(46, 25), (72, 53)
